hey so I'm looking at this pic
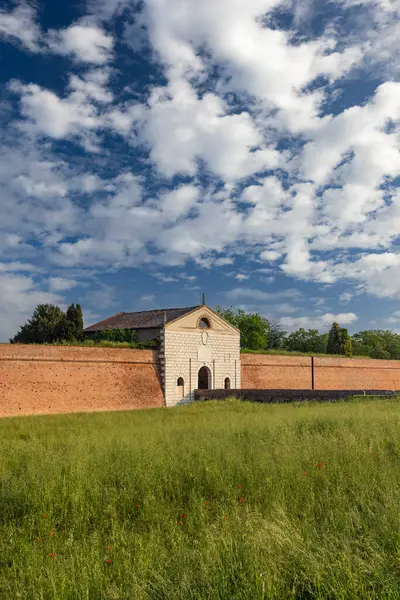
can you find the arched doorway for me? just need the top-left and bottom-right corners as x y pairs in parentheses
(198, 366), (211, 390)
(224, 377), (231, 390)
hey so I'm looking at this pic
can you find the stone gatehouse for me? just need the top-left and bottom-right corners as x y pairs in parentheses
(84, 302), (241, 406)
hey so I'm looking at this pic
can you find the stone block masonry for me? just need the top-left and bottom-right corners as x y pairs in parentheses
(163, 329), (240, 406)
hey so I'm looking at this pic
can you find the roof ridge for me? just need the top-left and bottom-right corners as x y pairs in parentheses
(124, 305), (200, 315)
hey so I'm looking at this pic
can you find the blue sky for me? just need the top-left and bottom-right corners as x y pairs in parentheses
(0, 0), (399, 340)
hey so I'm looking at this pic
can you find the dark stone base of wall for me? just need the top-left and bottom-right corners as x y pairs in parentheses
(194, 389), (399, 403)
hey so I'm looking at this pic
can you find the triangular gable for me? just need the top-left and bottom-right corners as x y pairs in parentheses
(165, 305), (240, 335)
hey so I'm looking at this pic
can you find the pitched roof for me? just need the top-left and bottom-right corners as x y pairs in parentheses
(84, 306), (201, 332)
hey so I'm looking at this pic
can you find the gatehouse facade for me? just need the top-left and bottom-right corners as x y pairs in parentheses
(161, 305), (241, 406)
(84, 302), (241, 407)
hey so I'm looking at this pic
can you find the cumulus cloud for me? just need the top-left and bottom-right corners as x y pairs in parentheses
(48, 277), (78, 292)
(0, 5), (113, 64)
(279, 312), (358, 332)
(0, 272), (64, 341)
(0, 3), (41, 51)
(47, 22), (114, 64)
(1, 0), (400, 339)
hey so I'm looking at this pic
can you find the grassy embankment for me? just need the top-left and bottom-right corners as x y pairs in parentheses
(2, 398), (400, 599)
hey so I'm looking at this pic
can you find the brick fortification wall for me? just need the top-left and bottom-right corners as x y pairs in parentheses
(2, 346), (400, 420)
(241, 354), (400, 391)
(0, 345), (164, 418)
(241, 354), (312, 389)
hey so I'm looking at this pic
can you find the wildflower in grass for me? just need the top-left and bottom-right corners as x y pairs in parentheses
(317, 463), (324, 469)
(44, 515), (48, 519)
(178, 521), (183, 525)
(204, 501), (209, 505)
(50, 532), (55, 537)
(237, 484), (243, 489)
(239, 497), (244, 504)
(106, 559), (112, 564)
(36, 537), (40, 542)
(49, 553), (54, 558)
(181, 514), (186, 519)
(137, 504), (141, 509)
(107, 545), (111, 551)
(303, 471), (308, 476)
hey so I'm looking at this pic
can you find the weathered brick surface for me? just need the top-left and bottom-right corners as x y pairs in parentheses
(241, 354), (312, 389)
(0, 345), (164, 418)
(3, 341), (400, 419)
(314, 357), (400, 390)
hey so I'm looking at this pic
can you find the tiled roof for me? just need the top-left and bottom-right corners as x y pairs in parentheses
(84, 306), (201, 332)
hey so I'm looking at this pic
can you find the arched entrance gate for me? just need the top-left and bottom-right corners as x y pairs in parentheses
(198, 366), (212, 390)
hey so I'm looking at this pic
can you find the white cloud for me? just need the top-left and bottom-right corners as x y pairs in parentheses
(143, 79), (280, 180)
(280, 312), (358, 332)
(0, 6), (113, 64)
(49, 277), (78, 292)
(339, 292), (352, 304)
(1, 0), (400, 322)
(0, 273), (64, 342)
(11, 81), (99, 139)
(47, 22), (114, 64)
(160, 185), (200, 220)
(228, 287), (302, 301)
(235, 273), (249, 280)
(0, 4), (40, 51)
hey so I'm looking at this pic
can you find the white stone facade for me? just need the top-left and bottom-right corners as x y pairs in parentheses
(160, 306), (241, 406)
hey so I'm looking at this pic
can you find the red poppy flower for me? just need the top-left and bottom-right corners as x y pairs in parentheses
(44, 515), (48, 519)
(106, 559), (112, 564)
(49, 553), (54, 558)
(50, 532), (55, 537)
(181, 514), (186, 519)
(303, 471), (308, 476)
(237, 484), (243, 489)
(317, 463), (324, 469)
(239, 497), (244, 503)
(137, 504), (141, 509)
(178, 521), (183, 525)
(204, 501), (209, 505)
(36, 537), (40, 541)
(107, 545), (111, 551)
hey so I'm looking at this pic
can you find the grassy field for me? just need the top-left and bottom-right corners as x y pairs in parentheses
(2, 399), (400, 599)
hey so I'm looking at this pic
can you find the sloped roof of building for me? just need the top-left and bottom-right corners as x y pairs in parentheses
(84, 306), (201, 332)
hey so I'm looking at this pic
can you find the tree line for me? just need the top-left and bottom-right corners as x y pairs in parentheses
(216, 307), (400, 359)
(9, 304), (154, 348)
(9, 303), (400, 360)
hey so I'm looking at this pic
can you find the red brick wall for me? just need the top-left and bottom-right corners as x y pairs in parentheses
(314, 357), (400, 390)
(0, 345), (164, 418)
(241, 354), (400, 391)
(2, 346), (400, 419)
(241, 354), (312, 389)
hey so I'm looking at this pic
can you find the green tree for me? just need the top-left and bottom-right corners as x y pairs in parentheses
(62, 304), (78, 341)
(267, 320), (287, 349)
(351, 330), (400, 359)
(216, 306), (269, 350)
(327, 322), (342, 354)
(10, 304), (66, 344)
(339, 328), (352, 356)
(75, 304), (84, 341)
(284, 329), (328, 353)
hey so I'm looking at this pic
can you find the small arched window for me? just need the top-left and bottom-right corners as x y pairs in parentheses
(224, 377), (231, 390)
(177, 377), (184, 398)
(199, 317), (211, 329)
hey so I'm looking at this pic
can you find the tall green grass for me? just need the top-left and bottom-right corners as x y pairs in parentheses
(2, 398), (400, 599)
